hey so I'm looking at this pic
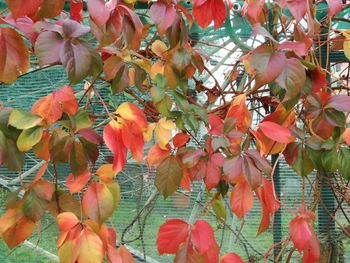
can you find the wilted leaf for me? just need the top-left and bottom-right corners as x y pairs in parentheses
(155, 156), (183, 198)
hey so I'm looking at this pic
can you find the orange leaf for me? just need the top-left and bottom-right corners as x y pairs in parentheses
(34, 162), (48, 181)
(96, 164), (116, 183)
(147, 144), (170, 167)
(226, 94), (251, 133)
(2, 216), (35, 249)
(0, 28), (29, 83)
(66, 171), (92, 194)
(103, 120), (127, 174)
(32, 93), (62, 126)
(230, 180), (254, 219)
(33, 130), (51, 161)
(57, 212), (80, 232)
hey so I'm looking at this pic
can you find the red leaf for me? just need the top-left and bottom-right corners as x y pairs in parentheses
(259, 121), (295, 144)
(6, 0), (42, 18)
(230, 180), (254, 218)
(249, 46), (286, 88)
(70, 0), (83, 22)
(223, 157), (243, 183)
(242, 0), (267, 24)
(180, 168), (191, 192)
(204, 158), (221, 191)
(208, 114), (224, 135)
(327, 94), (350, 112)
(289, 217), (313, 251)
(78, 128), (103, 145)
(278, 0), (307, 23)
(193, 0), (227, 30)
(220, 253), (245, 263)
(191, 220), (216, 255)
(310, 68), (327, 94)
(278, 41), (307, 57)
(327, 0), (343, 16)
(255, 179), (280, 235)
(302, 234), (320, 263)
(66, 171), (92, 194)
(156, 219), (189, 255)
(150, 2), (177, 35)
(0, 16), (38, 45)
(173, 133), (190, 148)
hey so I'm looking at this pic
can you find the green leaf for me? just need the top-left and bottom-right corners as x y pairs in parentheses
(70, 142), (88, 176)
(293, 146), (314, 177)
(23, 190), (48, 222)
(212, 200), (227, 222)
(155, 95), (172, 117)
(8, 110), (42, 130)
(338, 148), (350, 179)
(4, 189), (21, 209)
(4, 139), (24, 171)
(155, 156), (183, 198)
(0, 130), (6, 164)
(17, 126), (43, 152)
(324, 108), (345, 127)
(71, 109), (91, 131)
(49, 129), (73, 163)
(321, 149), (338, 174)
(151, 86), (165, 104)
(173, 91), (190, 111)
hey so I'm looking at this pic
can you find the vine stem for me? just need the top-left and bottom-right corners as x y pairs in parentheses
(52, 164), (61, 213)
(263, 238), (288, 263)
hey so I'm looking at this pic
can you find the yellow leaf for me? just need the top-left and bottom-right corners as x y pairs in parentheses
(76, 229), (104, 263)
(96, 164), (116, 183)
(151, 40), (167, 57)
(151, 61), (165, 80)
(144, 123), (156, 142)
(155, 118), (176, 149)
